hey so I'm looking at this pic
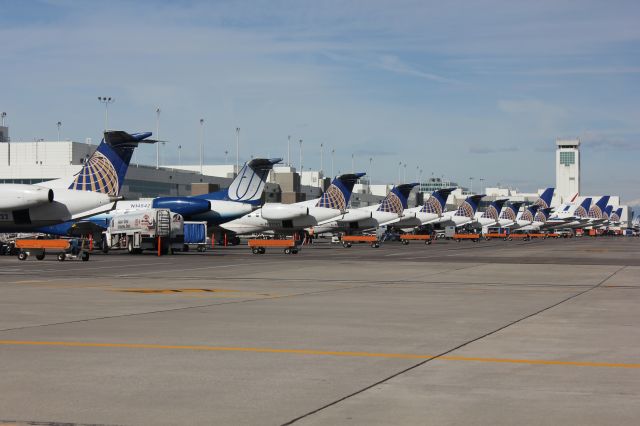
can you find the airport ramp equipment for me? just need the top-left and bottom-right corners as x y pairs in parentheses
(15, 238), (90, 261)
(400, 234), (432, 245)
(341, 235), (380, 248)
(248, 238), (299, 255)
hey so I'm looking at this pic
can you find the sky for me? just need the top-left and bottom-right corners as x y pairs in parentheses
(1, 0), (640, 204)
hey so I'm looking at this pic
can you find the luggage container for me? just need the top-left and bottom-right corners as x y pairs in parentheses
(183, 221), (208, 252)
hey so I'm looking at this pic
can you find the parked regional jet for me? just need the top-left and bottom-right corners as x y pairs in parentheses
(311, 183), (419, 235)
(470, 199), (508, 229)
(220, 173), (365, 235)
(544, 197), (592, 229)
(438, 194), (485, 227)
(388, 187), (456, 229)
(609, 208), (623, 225)
(37, 158), (281, 238)
(497, 202), (525, 228)
(516, 207), (553, 232)
(0, 131), (154, 232)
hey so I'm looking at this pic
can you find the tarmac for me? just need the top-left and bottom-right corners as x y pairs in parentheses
(0, 236), (639, 425)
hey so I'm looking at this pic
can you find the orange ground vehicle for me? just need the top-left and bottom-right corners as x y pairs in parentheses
(248, 239), (299, 254)
(454, 234), (481, 242)
(400, 234), (432, 245)
(341, 235), (380, 248)
(484, 233), (508, 241)
(14, 238), (90, 261)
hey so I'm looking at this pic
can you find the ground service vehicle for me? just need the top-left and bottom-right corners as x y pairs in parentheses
(15, 238), (90, 261)
(102, 208), (184, 254)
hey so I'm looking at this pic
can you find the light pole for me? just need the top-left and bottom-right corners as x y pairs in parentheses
(479, 178), (484, 193)
(469, 177), (474, 194)
(287, 135), (291, 166)
(225, 150), (229, 164)
(403, 163), (407, 184)
(56, 121), (62, 141)
(97, 97), (114, 131)
(331, 148), (335, 178)
(235, 127), (240, 175)
(398, 161), (402, 184)
(369, 157), (373, 192)
(155, 107), (161, 169)
(1, 112), (6, 126)
(199, 119), (204, 175)
(299, 139), (303, 172)
(320, 143), (324, 174)
(351, 153), (355, 173)
(178, 145), (182, 166)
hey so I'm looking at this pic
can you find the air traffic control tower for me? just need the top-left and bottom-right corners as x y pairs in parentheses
(556, 138), (580, 203)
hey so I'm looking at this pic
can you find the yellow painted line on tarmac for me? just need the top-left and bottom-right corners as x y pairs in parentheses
(0, 340), (638, 369)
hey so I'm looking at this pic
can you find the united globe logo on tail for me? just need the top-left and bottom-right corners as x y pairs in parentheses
(455, 201), (475, 218)
(378, 192), (403, 214)
(521, 209), (534, 222)
(588, 205), (603, 219)
(420, 196), (442, 215)
(483, 205), (499, 220)
(501, 206), (517, 221)
(574, 205), (588, 218)
(316, 184), (347, 211)
(68, 151), (119, 196)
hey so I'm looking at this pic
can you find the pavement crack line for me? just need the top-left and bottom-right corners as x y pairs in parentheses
(282, 265), (628, 426)
(0, 282), (377, 334)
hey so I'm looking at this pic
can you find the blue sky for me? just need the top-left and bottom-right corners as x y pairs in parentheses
(1, 0), (639, 204)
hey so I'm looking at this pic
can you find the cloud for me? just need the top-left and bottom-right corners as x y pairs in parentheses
(376, 55), (457, 84)
(579, 131), (640, 151)
(468, 145), (519, 154)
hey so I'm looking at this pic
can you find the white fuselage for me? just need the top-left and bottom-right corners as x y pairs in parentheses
(221, 198), (343, 235)
(312, 205), (401, 234)
(0, 183), (114, 232)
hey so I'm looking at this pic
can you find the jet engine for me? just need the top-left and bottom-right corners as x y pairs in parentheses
(152, 197), (211, 217)
(0, 184), (54, 210)
(261, 204), (309, 220)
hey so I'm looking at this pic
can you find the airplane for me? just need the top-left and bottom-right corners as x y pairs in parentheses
(220, 173), (365, 235)
(310, 183), (419, 235)
(470, 198), (508, 230)
(0, 131), (154, 232)
(516, 207), (553, 232)
(544, 197), (592, 229)
(585, 196), (611, 226)
(497, 202), (525, 228)
(609, 207), (623, 225)
(36, 157), (281, 240)
(388, 187), (456, 230)
(438, 194), (485, 227)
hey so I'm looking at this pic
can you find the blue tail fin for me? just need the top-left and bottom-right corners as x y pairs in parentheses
(520, 204), (539, 222)
(377, 183), (418, 214)
(482, 199), (507, 220)
(225, 158), (281, 204)
(455, 194), (484, 218)
(67, 131), (154, 196)
(535, 207), (553, 222)
(316, 173), (365, 210)
(500, 201), (523, 221)
(533, 187), (554, 209)
(588, 196), (610, 219)
(574, 197), (592, 218)
(420, 187), (455, 215)
(602, 205), (613, 220)
(611, 208), (623, 222)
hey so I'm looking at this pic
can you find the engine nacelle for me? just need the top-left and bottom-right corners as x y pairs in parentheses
(261, 203), (309, 221)
(340, 209), (373, 222)
(152, 197), (211, 217)
(0, 184), (54, 210)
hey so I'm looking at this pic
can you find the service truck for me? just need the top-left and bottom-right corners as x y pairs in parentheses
(102, 208), (184, 254)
